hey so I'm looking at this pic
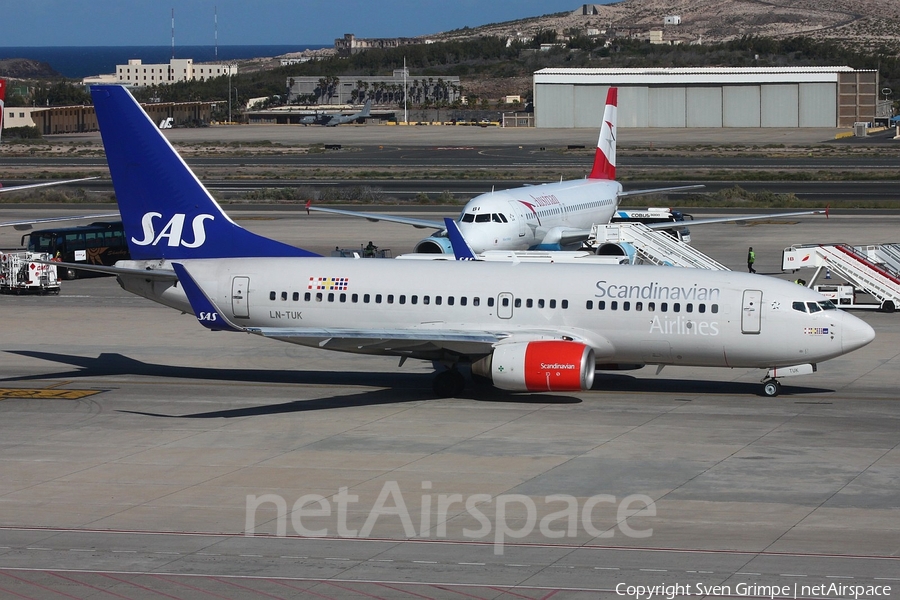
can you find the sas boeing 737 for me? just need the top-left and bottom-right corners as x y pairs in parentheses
(309, 87), (822, 255)
(49, 85), (873, 399)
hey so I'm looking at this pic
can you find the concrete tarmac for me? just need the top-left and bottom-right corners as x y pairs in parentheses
(0, 210), (898, 598)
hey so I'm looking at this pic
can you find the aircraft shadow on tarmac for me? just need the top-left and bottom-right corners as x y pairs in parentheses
(5, 351), (833, 418)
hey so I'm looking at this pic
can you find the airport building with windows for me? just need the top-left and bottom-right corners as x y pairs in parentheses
(115, 58), (237, 87)
(533, 67), (879, 128)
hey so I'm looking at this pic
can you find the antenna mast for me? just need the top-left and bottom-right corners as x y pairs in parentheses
(214, 6), (218, 60)
(171, 8), (175, 59)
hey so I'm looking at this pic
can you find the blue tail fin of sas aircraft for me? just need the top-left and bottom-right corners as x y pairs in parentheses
(90, 85), (318, 260)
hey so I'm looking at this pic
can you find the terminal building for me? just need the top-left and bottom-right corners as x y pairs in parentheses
(533, 67), (878, 128)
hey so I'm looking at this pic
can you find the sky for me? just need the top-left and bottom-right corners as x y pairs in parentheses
(6, 1), (614, 47)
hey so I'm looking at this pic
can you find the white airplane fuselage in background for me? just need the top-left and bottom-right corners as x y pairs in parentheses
(66, 84), (873, 399)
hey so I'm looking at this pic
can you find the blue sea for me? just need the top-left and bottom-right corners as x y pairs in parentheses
(0, 45), (329, 79)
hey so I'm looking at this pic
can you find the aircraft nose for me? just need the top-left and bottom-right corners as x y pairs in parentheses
(841, 313), (875, 353)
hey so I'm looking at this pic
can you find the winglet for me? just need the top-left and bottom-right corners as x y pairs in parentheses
(588, 87), (617, 180)
(444, 218), (478, 260)
(171, 262), (243, 332)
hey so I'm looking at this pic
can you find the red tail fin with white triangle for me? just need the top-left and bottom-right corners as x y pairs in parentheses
(588, 87), (617, 180)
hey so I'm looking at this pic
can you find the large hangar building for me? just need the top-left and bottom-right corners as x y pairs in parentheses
(533, 67), (878, 128)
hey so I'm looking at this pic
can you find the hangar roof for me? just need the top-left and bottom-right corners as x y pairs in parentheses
(534, 66), (866, 85)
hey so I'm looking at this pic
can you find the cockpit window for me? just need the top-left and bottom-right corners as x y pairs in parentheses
(475, 214), (491, 223)
(492, 213), (503, 223)
(792, 301), (806, 313)
(818, 300), (837, 310)
(806, 301), (822, 313)
(461, 213), (475, 223)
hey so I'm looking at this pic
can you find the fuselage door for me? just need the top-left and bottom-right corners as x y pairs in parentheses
(232, 276), (250, 318)
(508, 200), (526, 238)
(741, 289), (762, 334)
(497, 292), (514, 319)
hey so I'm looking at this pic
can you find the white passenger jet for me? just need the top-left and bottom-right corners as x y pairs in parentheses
(308, 87), (822, 255)
(50, 85), (873, 399)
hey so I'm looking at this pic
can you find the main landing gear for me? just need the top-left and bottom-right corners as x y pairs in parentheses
(761, 378), (782, 397)
(432, 369), (466, 398)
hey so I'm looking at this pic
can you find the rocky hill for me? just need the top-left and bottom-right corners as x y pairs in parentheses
(431, 0), (900, 51)
(0, 58), (59, 79)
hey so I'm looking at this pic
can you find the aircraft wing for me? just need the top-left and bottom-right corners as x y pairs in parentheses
(307, 206), (445, 230)
(618, 184), (705, 198)
(647, 209), (826, 229)
(0, 177), (100, 195)
(1, 212), (119, 230)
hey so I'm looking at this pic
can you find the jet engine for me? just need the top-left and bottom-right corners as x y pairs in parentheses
(472, 341), (595, 391)
(414, 235), (453, 254)
(592, 241), (637, 263)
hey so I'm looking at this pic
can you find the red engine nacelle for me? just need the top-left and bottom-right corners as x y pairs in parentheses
(473, 341), (595, 392)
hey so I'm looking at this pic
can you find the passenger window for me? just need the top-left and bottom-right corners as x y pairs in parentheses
(281, 292), (288, 301)
(399, 295), (406, 305)
(292, 292), (299, 301)
(424, 295), (430, 305)
(661, 302), (668, 312)
(686, 303), (693, 313)
(364, 294), (370, 303)
(636, 302), (642, 311)
(435, 296), (442, 305)
(501, 297), (509, 307)
(648, 302), (655, 311)
(623, 301), (630, 311)
(375, 294), (382, 303)
(487, 297), (495, 307)
(538, 299), (545, 308)
(411, 295), (418, 304)
(304, 292), (311, 301)
(473, 297), (480, 306)
(550, 299), (557, 309)
(711, 304), (719, 313)
(673, 303), (681, 312)
(387, 294), (394, 304)
(328, 293), (334, 302)
(514, 298), (521, 308)
(352, 293), (359, 303)
(340, 293), (347, 302)
(698, 304), (705, 313)
(269, 291), (276, 301)
(586, 300), (593, 309)
(448, 296), (454, 306)
(460, 297), (467, 306)
(316, 292), (323, 302)
(526, 299), (533, 308)
(611, 301), (618, 310)
(561, 300), (568, 309)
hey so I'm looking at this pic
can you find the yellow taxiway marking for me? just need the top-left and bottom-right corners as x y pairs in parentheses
(0, 389), (102, 400)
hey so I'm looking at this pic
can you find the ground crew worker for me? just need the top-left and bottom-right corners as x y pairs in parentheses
(364, 241), (377, 258)
(747, 247), (756, 273)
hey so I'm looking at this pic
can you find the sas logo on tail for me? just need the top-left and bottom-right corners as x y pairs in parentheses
(132, 212), (214, 247)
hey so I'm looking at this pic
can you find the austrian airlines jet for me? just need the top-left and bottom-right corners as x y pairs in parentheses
(60, 85), (874, 399)
(308, 87), (820, 255)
